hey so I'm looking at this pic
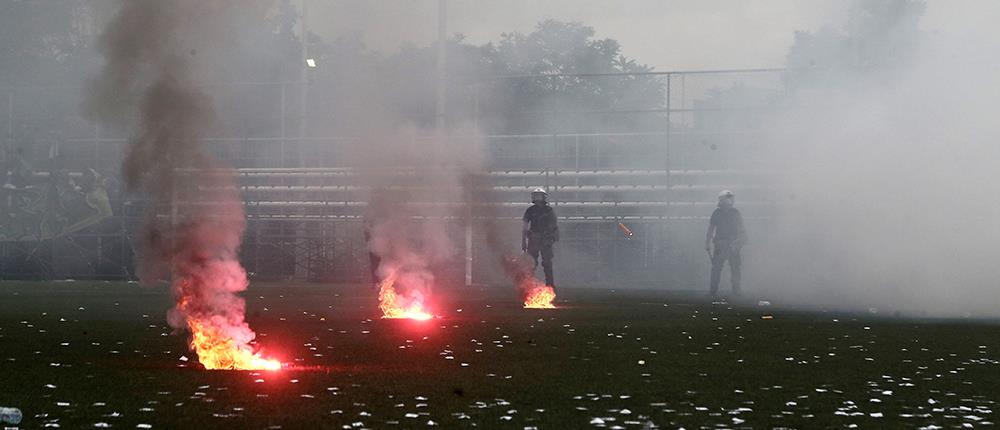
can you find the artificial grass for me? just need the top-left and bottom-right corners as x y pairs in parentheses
(0, 281), (997, 429)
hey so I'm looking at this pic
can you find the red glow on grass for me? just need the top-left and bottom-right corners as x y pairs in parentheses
(188, 319), (283, 371)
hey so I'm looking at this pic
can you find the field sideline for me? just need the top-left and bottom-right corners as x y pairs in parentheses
(0, 281), (997, 429)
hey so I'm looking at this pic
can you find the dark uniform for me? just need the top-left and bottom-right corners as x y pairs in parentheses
(363, 219), (380, 288)
(709, 206), (747, 295)
(523, 203), (559, 286)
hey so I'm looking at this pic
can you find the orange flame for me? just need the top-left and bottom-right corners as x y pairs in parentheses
(521, 278), (557, 309)
(168, 274), (282, 370)
(187, 319), (281, 371)
(378, 270), (434, 320)
(503, 253), (557, 309)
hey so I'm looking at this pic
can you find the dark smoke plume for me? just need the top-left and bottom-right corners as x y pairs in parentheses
(83, 0), (275, 369)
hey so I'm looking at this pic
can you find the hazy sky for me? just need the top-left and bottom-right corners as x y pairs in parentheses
(306, 1), (988, 71)
(306, 1), (850, 70)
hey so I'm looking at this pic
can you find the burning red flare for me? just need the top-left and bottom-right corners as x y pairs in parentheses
(503, 254), (557, 309)
(84, 0), (280, 372)
(521, 277), (557, 309)
(169, 231), (281, 371)
(378, 270), (434, 320)
(187, 320), (281, 371)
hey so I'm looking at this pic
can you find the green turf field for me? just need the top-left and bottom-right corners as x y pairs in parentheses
(0, 281), (997, 429)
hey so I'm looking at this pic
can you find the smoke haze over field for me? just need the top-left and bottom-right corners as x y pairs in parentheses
(750, 2), (1000, 317)
(6, 0), (1000, 319)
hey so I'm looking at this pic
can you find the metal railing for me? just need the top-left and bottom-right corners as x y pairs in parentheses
(1, 67), (786, 286)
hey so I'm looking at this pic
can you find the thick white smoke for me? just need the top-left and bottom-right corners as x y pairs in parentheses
(755, 2), (1000, 317)
(359, 125), (486, 314)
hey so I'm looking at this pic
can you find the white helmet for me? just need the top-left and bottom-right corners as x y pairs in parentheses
(531, 187), (548, 202)
(718, 190), (735, 199)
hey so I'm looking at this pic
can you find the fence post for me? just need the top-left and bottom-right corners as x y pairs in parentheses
(663, 73), (673, 281)
(6, 92), (13, 156)
(280, 84), (287, 168)
(465, 87), (480, 287)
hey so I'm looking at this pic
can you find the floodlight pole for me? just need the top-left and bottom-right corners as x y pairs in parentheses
(663, 73), (673, 269)
(433, 0), (468, 287)
(466, 87), (480, 288)
(435, 0), (447, 132)
(295, 0), (310, 279)
(299, 0), (309, 164)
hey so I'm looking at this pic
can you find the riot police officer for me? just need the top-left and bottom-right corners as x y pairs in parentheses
(705, 190), (747, 296)
(522, 188), (559, 287)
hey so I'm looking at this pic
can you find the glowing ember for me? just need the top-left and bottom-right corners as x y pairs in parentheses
(522, 279), (557, 309)
(188, 320), (281, 371)
(378, 270), (434, 320)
